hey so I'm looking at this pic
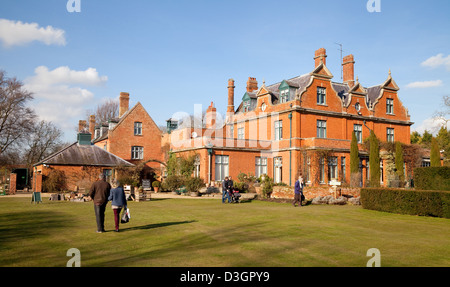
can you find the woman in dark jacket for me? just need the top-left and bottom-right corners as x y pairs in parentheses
(108, 180), (127, 232)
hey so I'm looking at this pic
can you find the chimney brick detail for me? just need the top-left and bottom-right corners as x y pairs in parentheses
(246, 77), (258, 93)
(343, 54), (355, 87)
(89, 115), (96, 140)
(314, 48), (327, 67)
(119, 92), (130, 118)
(227, 79), (235, 114)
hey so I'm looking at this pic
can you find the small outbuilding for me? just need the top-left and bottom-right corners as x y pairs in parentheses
(33, 132), (134, 193)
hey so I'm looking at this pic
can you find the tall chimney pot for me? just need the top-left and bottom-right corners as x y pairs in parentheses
(246, 77), (258, 93)
(342, 54), (355, 87)
(314, 48), (327, 67)
(227, 79), (235, 114)
(119, 92), (130, 118)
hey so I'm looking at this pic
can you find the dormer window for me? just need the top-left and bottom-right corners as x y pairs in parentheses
(280, 89), (289, 103)
(243, 101), (250, 112)
(279, 81), (291, 104)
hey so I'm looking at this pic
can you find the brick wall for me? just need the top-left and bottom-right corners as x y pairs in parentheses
(9, 173), (17, 194)
(108, 102), (164, 172)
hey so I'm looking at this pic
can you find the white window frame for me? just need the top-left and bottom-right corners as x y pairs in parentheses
(274, 120), (283, 141)
(317, 120), (327, 138)
(237, 127), (245, 140)
(243, 101), (250, 112)
(328, 157), (338, 182)
(131, 146), (144, 160)
(280, 89), (289, 103)
(387, 128), (395, 142)
(215, 155), (229, 181)
(317, 87), (326, 105)
(255, 157), (268, 178)
(354, 124), (363, 143)
(134, 122), (142, 136)
(386, 98), (394, 115)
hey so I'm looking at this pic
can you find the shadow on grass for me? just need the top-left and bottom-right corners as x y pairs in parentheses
(120, 220), (197, 232)
(0, 210), (71, 240)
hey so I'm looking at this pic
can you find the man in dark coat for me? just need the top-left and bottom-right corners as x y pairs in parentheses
(293, 175), (304, 207)
(222, 176), (229, 203)
(227, 176), (234, 203)
(89, 174), (111, 233)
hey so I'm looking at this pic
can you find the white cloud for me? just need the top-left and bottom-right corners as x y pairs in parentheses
(405, 80), (443, 89)
(412, 117), (449, 135)
(26, 66), (108, 87)
(24, 66), (108, 138)
(421, 53), (450, 71)
(0, 19), (66, 48)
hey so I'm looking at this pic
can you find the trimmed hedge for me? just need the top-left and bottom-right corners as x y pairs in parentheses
(361, 188), (450, 219)
(413, 167), (450, 191)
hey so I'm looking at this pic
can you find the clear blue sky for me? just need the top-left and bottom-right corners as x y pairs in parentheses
(1, 0), (449, 142)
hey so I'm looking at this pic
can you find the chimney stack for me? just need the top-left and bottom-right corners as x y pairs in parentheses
(206, 102), (217, 130)
(342, 54), (355, 87)
(314, 48), (327, 67)
(119, 92), (130, 118)
(246, 77), (258, 93)
(78, 120), (87, 133)
(89, 115), (96, 140)
(227, 79), (235, 114)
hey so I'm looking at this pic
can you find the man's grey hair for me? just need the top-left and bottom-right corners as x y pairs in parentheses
(99, 173), (106, 180)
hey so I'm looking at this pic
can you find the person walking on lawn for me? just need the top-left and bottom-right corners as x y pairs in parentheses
(227, 176), (234, 203)
(222, 176), (230, 203)
(108, 179), (127, 232)
(89, 174), (111, 233)
(293, 175), (304, 207)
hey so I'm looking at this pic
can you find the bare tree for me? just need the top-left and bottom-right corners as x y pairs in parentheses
(86, 99), (119, 126)
(23, 120), (63, 167)
(434, 95), (450, 127)
(0, 70), (36, 154)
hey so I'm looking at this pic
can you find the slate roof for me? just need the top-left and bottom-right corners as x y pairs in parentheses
(366, 85), (383, 107)
(235, 69), (390, 112)
(237, 74), (312, 113)
(331, 82), (351, 106)
(34, 142), (134, 167)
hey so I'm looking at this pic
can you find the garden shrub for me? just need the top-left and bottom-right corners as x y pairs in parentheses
(413, 167), (450, 191)
(185, 177), (205, 195)
(361, 188), (450, 218)
(42, 169), (67, 193)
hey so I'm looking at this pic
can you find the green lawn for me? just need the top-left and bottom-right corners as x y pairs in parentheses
(0, 197), (449, 267)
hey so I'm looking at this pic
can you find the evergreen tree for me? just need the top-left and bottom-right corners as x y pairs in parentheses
(410, 131), (421, 144)
(436, 126), (450, 166)
(350, 131), (359, 174)
(430, 137), (441, 167)
(395, 141), (405, 182)
(420, 130), (433, 148)
(369, 130), (380, 187)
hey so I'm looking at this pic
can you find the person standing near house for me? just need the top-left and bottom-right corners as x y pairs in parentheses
(227, 176), (234, 203)
(108, 179), (127, 232)
(293, 175), (304, 207)
(222, 176), (229, 203)
(89, 174), (111, 233)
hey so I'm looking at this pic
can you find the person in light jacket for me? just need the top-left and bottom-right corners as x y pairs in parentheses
(108, 179), (127, 232)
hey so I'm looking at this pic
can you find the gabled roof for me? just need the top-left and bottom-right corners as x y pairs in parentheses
(34, 142), (134, 167)
(93, 101), (161, 143)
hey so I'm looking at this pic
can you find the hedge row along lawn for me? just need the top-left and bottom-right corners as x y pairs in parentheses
(0, 197), (449, 267)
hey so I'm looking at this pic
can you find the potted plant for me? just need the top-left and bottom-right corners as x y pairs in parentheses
(152, 181), (161, 193)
